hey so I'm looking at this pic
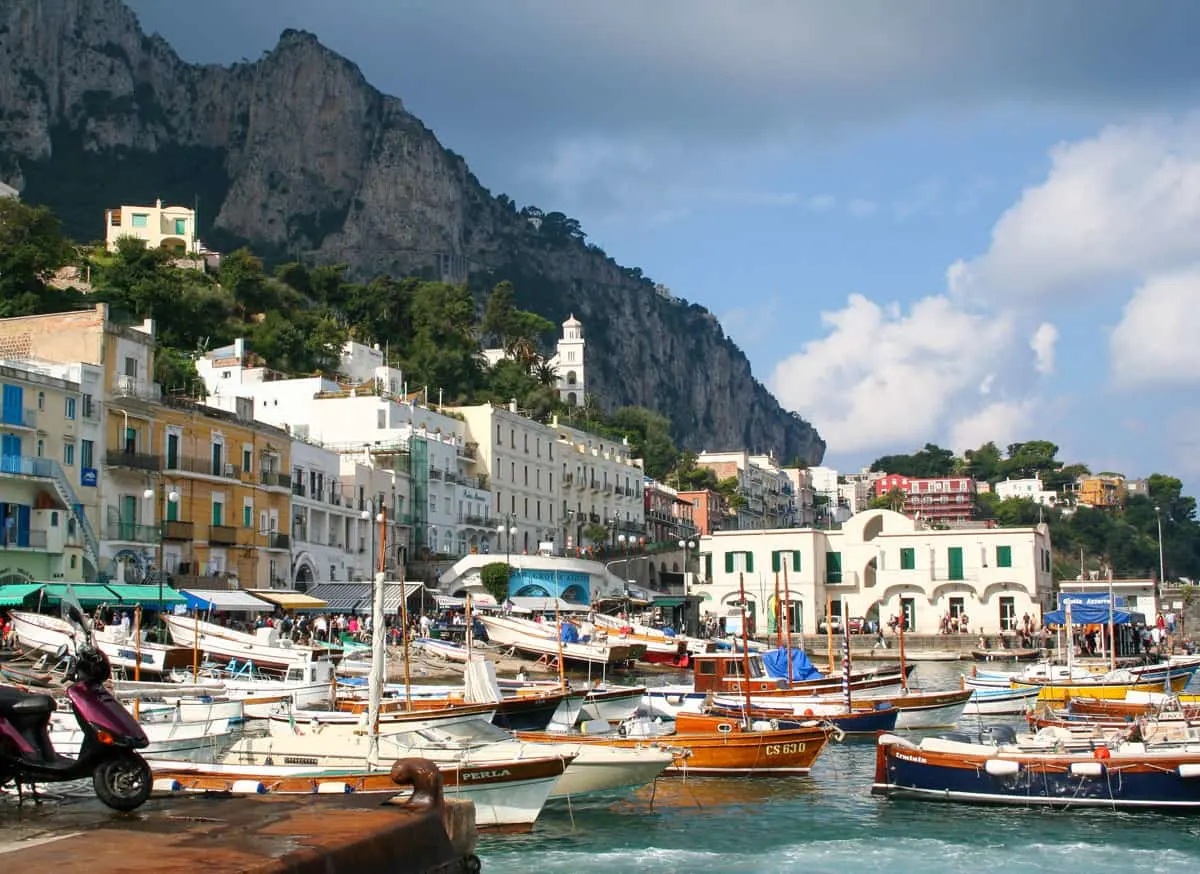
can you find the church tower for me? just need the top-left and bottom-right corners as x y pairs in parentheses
(555, 314), (585, 406)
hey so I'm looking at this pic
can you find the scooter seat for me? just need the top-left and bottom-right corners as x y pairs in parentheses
(0, 687), (56, 717)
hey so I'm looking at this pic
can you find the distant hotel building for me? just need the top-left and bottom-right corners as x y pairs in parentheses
(873, 474), (978, 525)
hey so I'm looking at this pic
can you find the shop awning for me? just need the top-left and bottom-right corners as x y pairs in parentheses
(0, 583), (45, 606)
(246, 590), (328, 611)
(302, 582), (424, 615)
(434, 594), (465, 609)
(508, 596), (590, 614)
(182, 589), (272, 613)
(38, 583), (121, 607)
(653, 596), (687, 607)
(102, 583), (187, 608)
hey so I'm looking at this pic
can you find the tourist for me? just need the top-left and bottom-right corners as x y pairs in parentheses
(419, 613), (432, 637)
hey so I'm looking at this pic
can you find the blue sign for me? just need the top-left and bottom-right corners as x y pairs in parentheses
(1058, 592), (1124, 609)
(509, 569), (591, 602)
(81, 467), (98, 487)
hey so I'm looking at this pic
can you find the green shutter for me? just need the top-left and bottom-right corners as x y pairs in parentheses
(243, 505), (252, 528)
(900, 547), (915, 570)
(996, 545), (1012, 568)
(771, 551), (781, 573)
(948, 547), (964, 580)
(724, 552), (734, 573)
(826, 551), (842, 583)
(745, 552), (754, 573)
(212, 502), (222, 526)
(703, 554), (713, 579)
(791, 550), (801, 572)
(166, 499), (178, 522)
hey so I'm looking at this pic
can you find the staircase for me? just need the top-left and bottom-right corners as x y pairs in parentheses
(37, 457), (100, 567)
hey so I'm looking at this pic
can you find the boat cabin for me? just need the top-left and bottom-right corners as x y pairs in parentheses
(692, 652), (787, 694)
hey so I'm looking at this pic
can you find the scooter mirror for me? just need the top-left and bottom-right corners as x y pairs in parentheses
(55, 642), (69, 661)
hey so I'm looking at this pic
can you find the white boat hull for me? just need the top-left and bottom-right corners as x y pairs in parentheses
(581, 687), (644, 723)
(50, 716), (233, 762)
(165, 615), (315, 671)
(265, 707), (496, 737)
(477, 615), (626, 667)
(962, 686), (1041, 715)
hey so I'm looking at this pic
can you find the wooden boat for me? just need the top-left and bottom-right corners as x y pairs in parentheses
(0, 664), (56, 687)
(591, 613), (695, 665)
(712, 688), (972, 730)
(266, 701), (498, 737)
(11, 611), (193, 675)
(972, 647), (1041, 662)
(338, 688), (567, 732)
(164, 614), (320, 672)
(962, 683), (1042, 716)
(1067, 691), (1200, 720)
(414, 637), (470, 663)
(1012, 673), (1189, 703)
(519, 715), (832, 776)
(50, 713), (233, 762)
(707, 701), (899, 735)
(475, 614), (634, 668)
(902, 651), (964, 662)
(873, 730), (1200, 809)
(150, 754), (571, 833)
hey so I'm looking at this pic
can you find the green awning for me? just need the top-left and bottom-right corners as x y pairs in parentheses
(39, 583), (120, 607)
(0, 583), (45, 607)
(653, 596), (687, 607)
(102, 583), (186, 608)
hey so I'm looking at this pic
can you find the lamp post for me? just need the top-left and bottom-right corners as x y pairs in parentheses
(496, 517), (517, 567)
(361, 504), (386, 581)
(143, 483), (179, 628)
(678, 538), (697, 593)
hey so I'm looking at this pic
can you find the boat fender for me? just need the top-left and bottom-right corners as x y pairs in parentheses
(617, 723), (628, 737)
(1094, 747), (1111, 760)
(983, 759), (1020, 777)
(231, 780), (267, 794)
(316, 781), (353, 794)
(770, 719), (780, 731)
(152, 778), (182, 793)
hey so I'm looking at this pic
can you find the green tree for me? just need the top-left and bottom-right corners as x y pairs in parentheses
(482, 280), (518, 346)
(480, 562), (512, 603)
(403, 282), (483, 401)
(870, 443), (955, 477)
(583, 522), (610, 546)
(869, 486), (906, 512)
(962, 441), (1003, 482)
(0, 199), (74, 316)
(609, 406), (678, 480)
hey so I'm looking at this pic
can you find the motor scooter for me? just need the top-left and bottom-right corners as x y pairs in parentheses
(0, 600), (151, 811)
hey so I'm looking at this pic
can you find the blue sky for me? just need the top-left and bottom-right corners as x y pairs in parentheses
(126, 1), (1200, 490)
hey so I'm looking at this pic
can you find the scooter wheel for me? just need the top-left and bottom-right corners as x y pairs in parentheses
(93, 751), (152, 812)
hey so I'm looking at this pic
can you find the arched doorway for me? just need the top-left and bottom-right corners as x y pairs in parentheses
(294, 562), (315, 590)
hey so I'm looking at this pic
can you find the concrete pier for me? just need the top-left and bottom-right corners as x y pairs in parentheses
(0, 770), (477, 874)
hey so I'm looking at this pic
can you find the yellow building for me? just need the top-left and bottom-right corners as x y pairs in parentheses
(1075, 476), (1125, 509)
(0, 362), (96, 584)
(0, 304), (293, 590)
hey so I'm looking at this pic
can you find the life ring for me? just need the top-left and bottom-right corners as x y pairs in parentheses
(1094, 747), (1111, 760)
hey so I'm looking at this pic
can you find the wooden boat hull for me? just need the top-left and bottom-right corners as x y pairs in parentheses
(267, 702), (498, 737)
(581, 685), (645, 724)
(873, 733), (1200, 809)
(715, 689), (972, 730)
(972, 648), (1041, 662)
(518, 721), (830, 776)
(342, 691), (566, 732)
(963, 685), (1042, 716)
(708, 703), (899, 735)
(1014, 676), (1188, 703)
(150, 755), (569, 832)
(476, 615), (633, 667)
(164, 615), (316, 672)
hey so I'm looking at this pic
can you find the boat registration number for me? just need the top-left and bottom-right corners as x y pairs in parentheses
(765, 743), (806, 757)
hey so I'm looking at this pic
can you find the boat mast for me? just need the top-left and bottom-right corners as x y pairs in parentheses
(826, 596), (834, 675)
(841, 618), (852, 712)
(1108, 577), (1116, 673)
(555, 570), (566, 691)
(774, 572), (782, 651)
(898, 608), (909, 693)
(737, 572), (753, 728)
(368, 507), (390, 765)
(783, 565), (793, 685)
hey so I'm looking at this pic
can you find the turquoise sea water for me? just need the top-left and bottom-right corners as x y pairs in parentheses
(480, 663), (1200, 874)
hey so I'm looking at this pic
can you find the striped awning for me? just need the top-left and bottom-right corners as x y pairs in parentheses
(182, 589), (273, 613)
(301, 582), (424, 615)
(0, 583), (44, 606)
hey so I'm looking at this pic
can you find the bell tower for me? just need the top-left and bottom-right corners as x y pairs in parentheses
(556, 315), (585, 406)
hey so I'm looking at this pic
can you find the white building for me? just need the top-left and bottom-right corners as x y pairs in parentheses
(696, 509), (1053, 635)
(994, 475), (1060, 507)
(696, 450), (793, 529)
(781, 467), (815, 527)
(450, 402), (556, 557)
(481, 315), (586, 408)
(105, 199), (198, 254)
(552, 415), (645, 550)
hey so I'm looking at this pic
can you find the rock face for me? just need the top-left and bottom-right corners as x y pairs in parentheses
(0, 0), (825, 463)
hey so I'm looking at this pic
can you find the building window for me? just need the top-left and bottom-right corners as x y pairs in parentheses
(948, 596), (964, 619)
(825, 551), (842, 583)
(174, 218), (187, 235)
(377, 409), (386, 428)
(211, 500), (224, 526)
(947, 546), (964, 581)
(243, 503), (253, 528)
(37, 391), (44, 411)
(537, 500), (542, 521)
(996, 545), (1013, 568)
(131, 213), (148, 228)
(723, 551), (754, 573)
(242, 447), (252, 473)
(496, 423), (501, 442)
(510, 428), (515, 447)
(524, 433), (529, 453)
(65, 397), (76, 420)
(999, 596), (1016, 631)
(523, 465), (529, 486)
(80, 439), (94, 469)
(900, 547), (915, 570)
(63, 442), (75, 466)
(770, 550), (801, 573)
(900, 597), (915, 632)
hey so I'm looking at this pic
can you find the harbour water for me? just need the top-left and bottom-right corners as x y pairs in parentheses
(481, 661), (1200, 873)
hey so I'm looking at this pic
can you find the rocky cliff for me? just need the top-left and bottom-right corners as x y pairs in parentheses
(0, 0), (825, 463)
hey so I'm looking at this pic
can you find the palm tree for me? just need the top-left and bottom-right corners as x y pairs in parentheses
(505, 336), (539, 373)
(582, 392), (601, 423)
(533, 360), (557, 387)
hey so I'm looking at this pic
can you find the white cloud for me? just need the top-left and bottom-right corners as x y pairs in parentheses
(1110, 268), (1200, 387)
(769, 293), (1014, 454)
(847, 198), (878, 218)
(806, 194), (836, 213)
(948, 400), (1037, 454)
(1030, 322), (1059, 375)
(949, 117), (1200, 307)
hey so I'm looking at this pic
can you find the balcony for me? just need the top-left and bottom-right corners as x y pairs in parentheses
(112, 376), (162, 403)
(459, 513), (491, 527)
(291, 481), (307, 498)
(0, 407), (36, 430)
(105, 449), (162, 472)
(208, 524), (238, 546)
(161, 520), (194, 541)
(168, 454), (240, 479)
(259, 471), (292, 489)
(1, 529), (48, 550)
(105, 521), (160, 543)
(563, 473), (574, 485)
(266, 532), (290, 550)
(428, 468), (444, 481)
(461, 442), (478, 460)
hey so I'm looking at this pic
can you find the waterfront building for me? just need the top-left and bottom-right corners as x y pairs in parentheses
(438, 552), (627, 605)
(781, 467), (815, 526)
(644, 479), (699, 544)
(873, 474), (979, 525)
(695, 450), (793, 529)
(551, 415), (645, 550)
(696, 509), (1052, 635)
(0, 360), (98, 584)
(677, 488), (732, 535)
(994, 475), (1060, 507)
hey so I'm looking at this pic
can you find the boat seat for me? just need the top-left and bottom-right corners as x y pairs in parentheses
(0, 687), (57, 717)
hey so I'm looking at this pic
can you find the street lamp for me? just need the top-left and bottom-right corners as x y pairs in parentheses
(361, 505), (385, 580)
(1155, 504), (1166, 589)
(495, 518), (517, 566)
(143, 484), (179, 624)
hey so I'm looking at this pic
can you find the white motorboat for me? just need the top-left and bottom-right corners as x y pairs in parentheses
(962, 684), (1042, 715)
(223, 717), (673, 799)
(265, 700), (499, 737)
(50, 713), (234, 762)
(476, 614), (633, 668)
(164, 615), (318, 672)
(133, 697), (246, 725)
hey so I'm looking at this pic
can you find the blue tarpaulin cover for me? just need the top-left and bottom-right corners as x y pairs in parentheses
(1044, 606), (1135, 625)
(559, 623), (580, 644)
(761, 648), (825, 681)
